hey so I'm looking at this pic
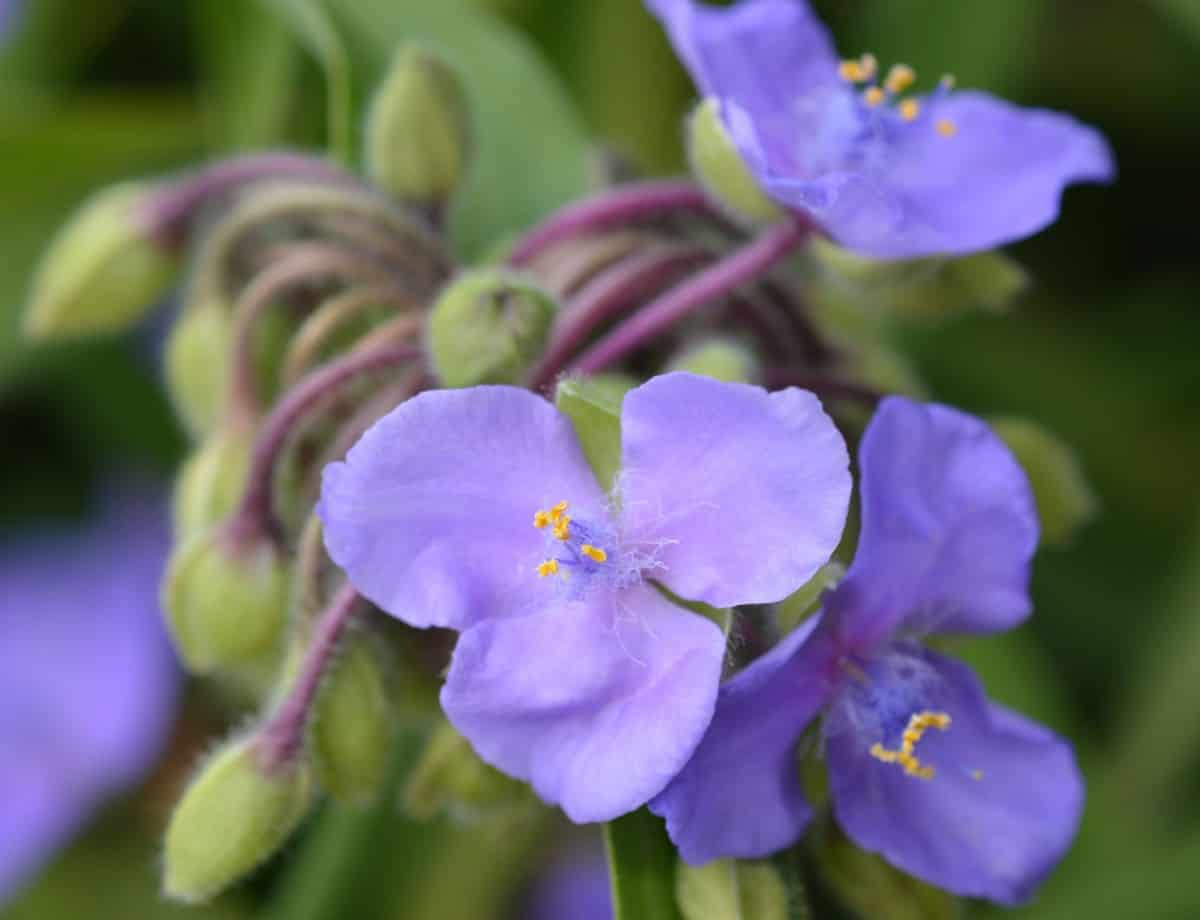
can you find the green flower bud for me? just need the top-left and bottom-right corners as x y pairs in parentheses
(365, 43), (472, 211)
(686, 98), (782, 226)
(812, 238), (1028, 321)
(676, 859), (789, 920)
(776, 561), (845, 635)
(428, 269), (557, 388)
(162, 529), (290, 674)
(810, 818), (960, 920)
(165, 299), (232, 440)
(991, 417), (1097, 547)
(308, 633), (396, 805)
(24, 182), (177, 340)
(163, 736), (314, 903)
(172, 425), (253, 542)
(668, 338), (759, 383)
(554, 374), (634, 491)
(404, 720), (531, 822)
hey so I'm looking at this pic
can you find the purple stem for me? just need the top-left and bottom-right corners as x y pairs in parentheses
(570, 219), (812, 376)
(257, 581), (362, 773)
(229, 342), (420, 548)
(138, 152), (354, 249)
(507, 181), (715, 268)
(526, 245), (712, 391)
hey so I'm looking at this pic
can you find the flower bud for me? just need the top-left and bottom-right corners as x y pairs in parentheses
(24, 182), (177, 340)
(365, 43), (472, 212)
(404, 720), (531, 822)
(991, 417), (1097, 547)
(308, 633), (396, 805)
(427, 269), (557, 388)
(668, 338), (759, 383)
(162, 529), (290, 674)
(686, 98), (782, 226)
(676, 859), (788, 920)
(165, 299), (231, 440)
(811, 238), (1029, 320)
(163, 736), (314, 903)
(172, 425), (253, 542)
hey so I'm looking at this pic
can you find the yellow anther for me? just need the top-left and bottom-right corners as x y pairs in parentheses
(970, 769), (984, 782)
(580, 544), (608, 563)
(884, 64), (917, 95)
(533, 510), (552, 529)
(936, 118), (958, 138)
(839, 59), (867, 83)
(863, 86), (886, 108)
(899, 99), (921, 122)
(868, 710), (950, 780)
(536, 559), (559, 577)
(553, 516), (571, 541)
(859, 54), (878, 80)
(549, 500), (569, 521)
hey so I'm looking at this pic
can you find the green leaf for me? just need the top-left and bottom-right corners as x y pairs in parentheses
(605, 809), (683, 920)
(554, 374), (634, 492)
(301, 0), (591, 257)
(258, 0), (354, 164)
(677, 859), (789, 920)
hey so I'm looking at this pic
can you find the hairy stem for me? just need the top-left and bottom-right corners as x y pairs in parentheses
(571, 218), (812, 376)
(508, 181), (716, 267)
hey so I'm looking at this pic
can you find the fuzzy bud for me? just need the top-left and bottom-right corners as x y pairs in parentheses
(404, 720), (531, 822)
(308, 633), (396, 805)
(172, 425), (253, 542)
(163, 736), (314, 903)
(686, 98), (782, 226)
(365, 44), (472, 212)
(24, 182), (177, 340)
(162, 528), (289, 674)
(165, 299), (232, 440)
(427, 269), (557, 387)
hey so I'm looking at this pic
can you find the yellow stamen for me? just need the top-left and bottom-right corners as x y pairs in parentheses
(936, 118), (958, 137)
(868, 710), (950, 780)
(533, 510), (552, 529)
(899, 99), (921, 122)
(580, 544), (608, 563)
(549, 500), (568, 521)
(859, 54), (878, 80)
(839, 59), (867, 83)
(536, 559), (559, 577)
(971, 769), (984, 782)
(940, 73), (957, 91)
(863, 86), (886, 108)
(553, 516), (571, 541)
(884, 64), (916, 95)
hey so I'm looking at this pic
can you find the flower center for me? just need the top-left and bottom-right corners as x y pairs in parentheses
(868, 709), (950, 780)
(532, 500), (613, 582)
(839, 53), (958, 138)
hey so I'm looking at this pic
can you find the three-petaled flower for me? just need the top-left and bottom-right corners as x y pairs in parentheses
(319, 372), (850, 821)
(651, 397), (1083, 905)
(647, 0), (1115, 258)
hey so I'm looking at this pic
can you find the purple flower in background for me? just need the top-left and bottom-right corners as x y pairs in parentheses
(0, 481), (178, 903)
(651, 397), (1083, 905)
(319, 372), (850, 822)
(0, 0), (22, 40)
(526, 839), (612, 920)
(646, 0), (1115, 259)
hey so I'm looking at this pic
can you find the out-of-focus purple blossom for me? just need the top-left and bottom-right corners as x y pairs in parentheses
(525, 841), (612, 920)
(319, 373), (850, 822)
(0, 0), (22, 41)
(0, 481), (179, 903)
(652, 397), (1083, 905)
(646, 0), (1115, 259)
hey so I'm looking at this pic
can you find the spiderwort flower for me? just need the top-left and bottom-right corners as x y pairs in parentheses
(319, 372), (850, 821)
(650, 397), (1083, 905)
(646, 0), (1115, 259)
(0, 482), (178, 903)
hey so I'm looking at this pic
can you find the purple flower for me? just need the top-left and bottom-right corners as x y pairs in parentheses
(646, 0), (1115, 259)
(650, 397), (1083, 905)
(0, 0), (22, 40)
(319, 372), (850, 821)
(526, 839), (612, 920)
(0, 481), (179, 903)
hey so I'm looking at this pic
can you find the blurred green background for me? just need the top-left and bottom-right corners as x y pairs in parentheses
(2, 0), (1199, 917)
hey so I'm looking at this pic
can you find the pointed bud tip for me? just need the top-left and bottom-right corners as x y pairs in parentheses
(686, 98), (783, 227)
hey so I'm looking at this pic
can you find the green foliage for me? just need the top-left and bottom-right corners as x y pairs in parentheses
(605, 809), (683, 920)
(676, 859), (790, 920)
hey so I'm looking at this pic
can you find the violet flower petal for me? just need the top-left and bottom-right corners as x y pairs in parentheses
(650, 615), (836, 863)
(825, 648), (1083, 906)
(441, 583), (725, 823)
(619, 373), (850, 609)
(319, 386), (605, 630)
(829, 397), (1038, 651)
